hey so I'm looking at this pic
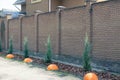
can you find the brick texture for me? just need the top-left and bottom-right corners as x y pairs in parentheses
(61, 7), (89, 57)
(38, 12), (58, 54)
(92, 0), (120, 60)
(22, 16), (36, 52)
(0, 18), (2, 39)
(0, 0), (119, 62)
(9, 18), (20, 50)
(62, 0), (85, 8)
(26, 0), (49, 15)
(51, 0), (61, 11)
(26, 0), (85, 16)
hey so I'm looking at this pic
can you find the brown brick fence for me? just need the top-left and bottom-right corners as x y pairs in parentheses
(0, 0), (120, 73)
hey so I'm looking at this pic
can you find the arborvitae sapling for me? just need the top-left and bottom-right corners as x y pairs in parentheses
(45, 35), (52, 63)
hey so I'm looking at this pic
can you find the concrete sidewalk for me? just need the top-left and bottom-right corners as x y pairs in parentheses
(0, 57), (81, 80)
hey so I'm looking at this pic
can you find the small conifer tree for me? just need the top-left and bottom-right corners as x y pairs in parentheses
(45, 35), (52, 63)
(23, 38), (29, 58)
(83, 33), (92, 71)
(8, 37), (13, 54)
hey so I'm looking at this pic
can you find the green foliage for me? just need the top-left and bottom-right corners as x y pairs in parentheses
(0, 39), (2, 52)
(45, 35), (52, 63)
(23, 37), (29, 58)
(8, 37), (13, 54)
(83, 33), (92, 71)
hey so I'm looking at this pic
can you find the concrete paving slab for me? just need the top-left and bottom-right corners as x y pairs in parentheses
(0, 57), (81, 80)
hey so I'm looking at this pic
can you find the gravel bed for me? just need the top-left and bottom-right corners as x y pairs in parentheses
(14, 54), (120, 80)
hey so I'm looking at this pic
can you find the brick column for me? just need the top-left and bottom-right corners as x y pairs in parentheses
(86, 1), (94, 56)
(34, 13), (41, 53)
(6, 14), (12, 49)
(57, 6), (66, 55)
(19, 14), (25, 51)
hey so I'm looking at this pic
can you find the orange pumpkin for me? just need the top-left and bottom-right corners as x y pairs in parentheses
(84, 72), (98, 80)
(24, 58), (33, 63)
(6, 54), (14, 59)
(47, 64), (59, 71)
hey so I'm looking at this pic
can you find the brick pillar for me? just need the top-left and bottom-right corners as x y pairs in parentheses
(19, 14), (25, 51)
(34, 13), (41, 53)
(86, 1), (94, 56)
(0, 19), (6, 49)
(57, 6), (66, 55)
(4, 18), (7, 50)
(6, 14), (12, 49)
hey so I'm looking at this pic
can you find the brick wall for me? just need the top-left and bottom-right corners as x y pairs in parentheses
(38, 12), (58, 54)
(25, 0), (85, 16)
(0, 18), (2, 39)
(62, 0), (85, 8)
(61, 6), (89, 57)
(9, 18), (20, 50)
(51, 0), (61, 11)
(0, 19), (2, 47)
(92, 0), (120, 61)
(26, 0), (49, 15)
(0, 0), (119, 64)
(0, 18), (6, 49)
(22, 16), (36, 52)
